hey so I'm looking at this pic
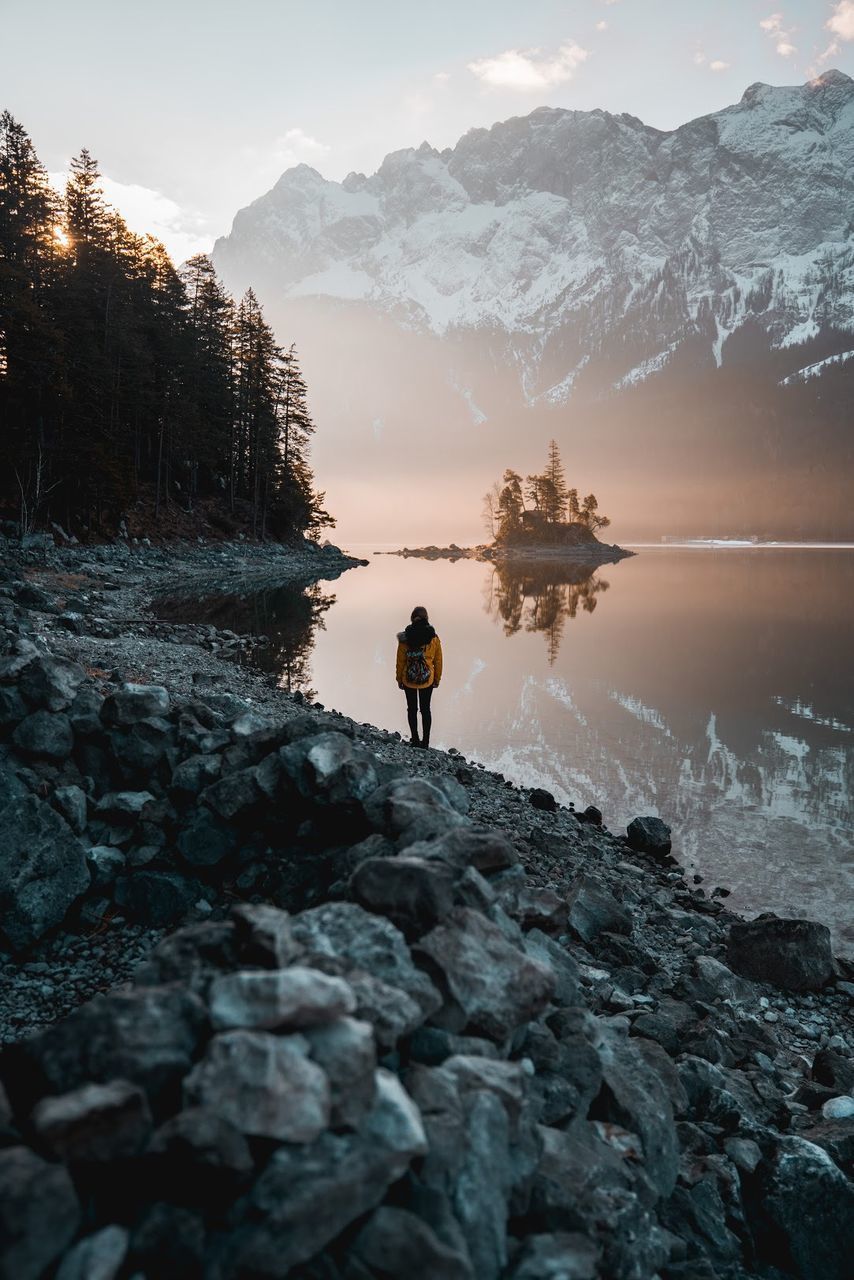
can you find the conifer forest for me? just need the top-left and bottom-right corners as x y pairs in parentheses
(0, 111), (331, 542)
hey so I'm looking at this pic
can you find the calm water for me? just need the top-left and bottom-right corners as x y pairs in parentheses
(163, 548), (854, 956)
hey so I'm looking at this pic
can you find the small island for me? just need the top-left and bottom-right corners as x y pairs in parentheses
(383, 440), (633, 564)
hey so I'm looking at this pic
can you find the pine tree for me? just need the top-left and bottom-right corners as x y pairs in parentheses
(542, 439), (569, 523)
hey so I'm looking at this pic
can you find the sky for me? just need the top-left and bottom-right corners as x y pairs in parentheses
(4, 0), (854, 261)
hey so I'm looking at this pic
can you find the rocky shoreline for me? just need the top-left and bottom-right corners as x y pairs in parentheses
(380, 540), (633, 564)
(0, 535), (852, 1280)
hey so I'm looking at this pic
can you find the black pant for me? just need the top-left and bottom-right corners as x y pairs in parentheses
(405, 685), (433, 744)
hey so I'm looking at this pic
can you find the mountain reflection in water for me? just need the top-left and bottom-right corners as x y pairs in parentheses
(157, 549), (854, 956)
(484, 559), (610, 662)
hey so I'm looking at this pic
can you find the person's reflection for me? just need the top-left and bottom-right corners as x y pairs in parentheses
(484, 559), (610, 662)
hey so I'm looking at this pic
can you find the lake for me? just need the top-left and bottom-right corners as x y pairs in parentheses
(164, 546), (854, 957)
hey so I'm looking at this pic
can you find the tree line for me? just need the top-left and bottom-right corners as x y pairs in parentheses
(0, 110), (331, 540)
(482, 440), (610, 541)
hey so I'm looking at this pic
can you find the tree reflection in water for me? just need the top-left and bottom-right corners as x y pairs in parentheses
(483, 559), (610, 663)
(156, 581), (334, 698)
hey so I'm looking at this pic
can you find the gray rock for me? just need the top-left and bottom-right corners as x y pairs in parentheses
(822, 1095), (854, 1119)
(524, 930), (581, 1007)
(18, 655), (86, 711)
(67, 686), (104, 735)
(347, 971), (431, 1050)
(291, 901), (442, 1022)
(88, 845), (126, 887)
(55, 1225), (129, 1280)
(727, 916), (834, 991)
(208, 967), (355, 1031)
(407, 826), (519, 873)
(12, 709), (73, 760)
(19, 985), (207, 1102)
(32, 1079), (152, 1162)
(529, 787), (557, 812)
(132, 920), (236, 992)
(350, 854), (458, 936)
(811, 1047), (854, 1094)
(0, 1146), (80, 1280)
(176, 808), (238, 867)
(279, 731), (381, 808)
(688, 955), (755, 1004)
(171, 752), (221, 795)
(199, 767), (262, 819)
(114, 871), (202, 927)
(753, 1136), (854, 1280)
(0, 686), (28, 726)
(184, 1029), (331, 1141)
(724, 1136), (763, 1173)
(594, 1024), (679, 1198)
(95, 789), (156, 818)
(509, 1233), (601, 1280)
(353, 1206), (474, 1280)
(304, 1016), (377, 1128)
(101, 682), (170, 725)
(53, 784), (88, 834)
(214, 1069), (426, 1278)
(626, 815), (672, 855)
(417, 907), (555, 1041)
(364, 776), (467, 847)
(0, 795), (90, 950)
(231, 902), (300, 968)
(566, 873), (632, 943)
(147, 1107), (254, 1193)
(109, 717), (173, 772)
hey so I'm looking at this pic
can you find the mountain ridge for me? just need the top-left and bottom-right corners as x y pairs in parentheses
(214, 70), (854, 404)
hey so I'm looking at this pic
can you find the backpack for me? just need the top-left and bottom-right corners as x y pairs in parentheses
(405, 646), (431, 685)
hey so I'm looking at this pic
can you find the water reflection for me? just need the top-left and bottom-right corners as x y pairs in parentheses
(156, 580), (334, 697)
(484, 559), (610, 662)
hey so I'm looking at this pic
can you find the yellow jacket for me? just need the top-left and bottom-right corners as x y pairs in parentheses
(396, 629), (443, 689)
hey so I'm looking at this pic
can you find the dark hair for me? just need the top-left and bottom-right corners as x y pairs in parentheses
(410, 605), (429, 623)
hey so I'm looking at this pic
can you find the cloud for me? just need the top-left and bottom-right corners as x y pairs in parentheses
(468, 42), (590, 91)
(694, 50), (707, 65)
(827, 1), (854, 40)
(694, 51), (729, 71)
(759, 12), (797, 57)
(434, 71), (451, 83)
(710, 60), (731, 72)
(49, 170), (213, 263)
(269, 127), (330, 169)
(596, 20), (608, 31)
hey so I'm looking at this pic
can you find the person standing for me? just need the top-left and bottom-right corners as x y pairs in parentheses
(396, 605), (442, 748)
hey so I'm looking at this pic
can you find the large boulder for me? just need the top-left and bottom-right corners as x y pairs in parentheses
(352, 1206), (473, 1280)
(101, 682), (170, 725)
(751, 1137), (854, 1280)
(184, 1029), (331, 1142)
(113, 871), (203, 928)
(727, 916), (834, 991)
(626, 816), (672, 856)
(364, 776), (467, 848)
(55, 1226), (129, 1280)
(304, 1016), (377, 1128)
(32, 1079), (152, 1163)
(11, 709), (73, 760)
(279, 731), (381, 808)
(291, 902), (442, 1023)
(210, 1070), (427, 1278)
(350, 854), (458, 936)
(0, 795), (90, 950)
(0, 1146), (80, 1280)
(208, 968), (355, 1032)
(406, 826), (519, 873)
(15, 985), (207, 1105)
(417, 908), (555, 1042)
(565, 873), (631, 943)
(18, 655), (86, 711)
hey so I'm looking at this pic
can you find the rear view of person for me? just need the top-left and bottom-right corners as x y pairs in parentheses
(396, 605), (442, 748)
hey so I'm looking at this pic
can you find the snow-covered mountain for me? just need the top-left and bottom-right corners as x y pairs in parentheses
(214, 71), (854, 402)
